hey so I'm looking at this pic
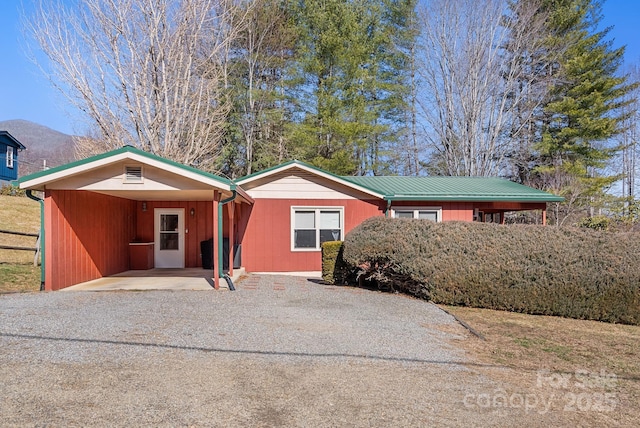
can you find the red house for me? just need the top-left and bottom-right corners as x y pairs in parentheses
(18, 146), (563, 291)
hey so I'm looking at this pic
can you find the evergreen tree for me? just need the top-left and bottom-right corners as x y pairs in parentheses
(532, 0), (635, 221)
(288, 0), (416, 175)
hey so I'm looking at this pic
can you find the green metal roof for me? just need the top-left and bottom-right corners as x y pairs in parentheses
(237, 159), (563, 202)
(17, 145), (233, 188)
(31, 150), (559, 203)
(341, 176), (564, 202)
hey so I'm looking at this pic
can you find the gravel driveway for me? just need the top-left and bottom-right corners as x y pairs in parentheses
(0, 274), (590, 427)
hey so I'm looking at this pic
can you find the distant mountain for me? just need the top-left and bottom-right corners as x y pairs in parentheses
(0, 119), (77, 177)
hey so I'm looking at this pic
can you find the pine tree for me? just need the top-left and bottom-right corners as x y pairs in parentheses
(533, 0), (636, 221)
(288, 0), (416, 175)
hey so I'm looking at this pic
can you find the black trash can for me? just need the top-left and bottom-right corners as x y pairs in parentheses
(222, 238), (242, 271)
(201, 238), (242, 272)
(200, 238), (213, 269)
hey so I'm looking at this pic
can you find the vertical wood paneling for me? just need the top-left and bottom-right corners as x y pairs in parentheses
(241, 198), (382, 272)
(46, 190), (136, 290)
(44, 191), (53, 290)
(134, 200), (216, 268)
(441, 201), (473, 222)
(43, 186), (550, 289)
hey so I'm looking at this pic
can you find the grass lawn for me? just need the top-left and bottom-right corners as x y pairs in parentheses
(0, 194), (41, 293)
(443, 305), (640, 424)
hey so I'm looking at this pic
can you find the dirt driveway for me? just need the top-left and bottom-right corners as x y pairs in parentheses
(0, 275), (626, 427)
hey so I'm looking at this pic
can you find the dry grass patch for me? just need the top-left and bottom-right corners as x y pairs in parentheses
(442, 305), (640, 425)
(0, 195), (41, 292)
(0, 264), (41, 292)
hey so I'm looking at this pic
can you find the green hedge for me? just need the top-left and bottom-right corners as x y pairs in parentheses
(321, 241), (351, 284)
(342, 217), (640, 325)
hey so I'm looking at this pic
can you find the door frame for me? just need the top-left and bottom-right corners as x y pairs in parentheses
(154, 208), (185, 268)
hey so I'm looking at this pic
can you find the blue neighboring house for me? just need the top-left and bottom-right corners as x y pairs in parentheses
(0, 130), (26, 184)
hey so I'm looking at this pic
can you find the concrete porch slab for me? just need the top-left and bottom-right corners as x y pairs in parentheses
(62, 268), (246, 291)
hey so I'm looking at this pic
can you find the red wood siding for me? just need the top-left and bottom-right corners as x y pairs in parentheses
(44, 190), (136, 290)
(390, 201), (475, 221)
(135, 200), (215, 268)
(475, 202), (547, 211)
(42, 189), (550, 287)
(241, 199), (383, 272)
(239, 199), (547, 273)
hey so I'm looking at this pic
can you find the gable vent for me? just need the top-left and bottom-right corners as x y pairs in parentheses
(124, 166), (143, 182)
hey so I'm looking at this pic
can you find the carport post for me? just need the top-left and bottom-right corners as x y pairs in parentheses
(212, 192), (220, 289)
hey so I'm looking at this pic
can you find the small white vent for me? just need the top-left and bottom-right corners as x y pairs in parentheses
(124, 166), (143, 182)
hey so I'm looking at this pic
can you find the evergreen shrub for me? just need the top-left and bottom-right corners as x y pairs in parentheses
(342, 217), (640, 325)
(321, 241), (350, 284)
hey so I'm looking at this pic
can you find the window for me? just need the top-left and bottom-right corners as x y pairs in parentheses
(6, 146), (14, 169)
(124, 165), (143, 183)
(159, 213), (180, 250)
(292, 207), (343, 251)
(391, 207), (441, 222)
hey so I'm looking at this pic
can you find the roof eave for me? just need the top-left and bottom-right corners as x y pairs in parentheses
(18, 146), (233, 192)
(0, 131), (27, 150)
(232, 184), (254, 204)
(385, 195), (565, 202)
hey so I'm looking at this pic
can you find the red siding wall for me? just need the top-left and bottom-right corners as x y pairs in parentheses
(45, 190), (136, 290)
(136, 201), (211, 268)
(134, 200), (239, 268)
(475, 202), (547, 212)
(241, 198), (383, 272)
(391, 201), (474, 221)
(43, 188), (547, 287)
(240, 199), (543, 272)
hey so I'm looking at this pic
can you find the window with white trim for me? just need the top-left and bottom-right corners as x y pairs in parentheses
(6, 146), (14, 169)
(292, 207), (343, 251)
(391, 207), (441, 222)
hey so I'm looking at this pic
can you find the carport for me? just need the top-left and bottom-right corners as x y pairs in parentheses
(18, 146), (253, 291)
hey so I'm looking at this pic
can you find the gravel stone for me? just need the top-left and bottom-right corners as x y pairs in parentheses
(0, 274), (593, 426)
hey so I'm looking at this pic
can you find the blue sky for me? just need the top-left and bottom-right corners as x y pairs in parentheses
(0, 0), (639, 135)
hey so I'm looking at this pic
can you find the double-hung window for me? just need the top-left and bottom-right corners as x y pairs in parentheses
(6, 146), (14, 169)
(392, 207), (441, 222)
(292, 207), (343, 251)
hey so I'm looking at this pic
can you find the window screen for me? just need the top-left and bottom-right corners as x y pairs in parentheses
(396, 211), (414, 219)
(294, 211), (316, 248)
(393, 207), (441, 222)
(319, 211), (341, 243)
(418, 211), (438, 221)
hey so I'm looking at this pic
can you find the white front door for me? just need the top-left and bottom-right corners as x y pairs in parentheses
(154, 208), (185, 268)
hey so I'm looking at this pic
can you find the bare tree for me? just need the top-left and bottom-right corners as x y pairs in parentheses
(617, 65), (640, 213)
(25, 0), (246, 171)
(416, 0), (549, 177)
